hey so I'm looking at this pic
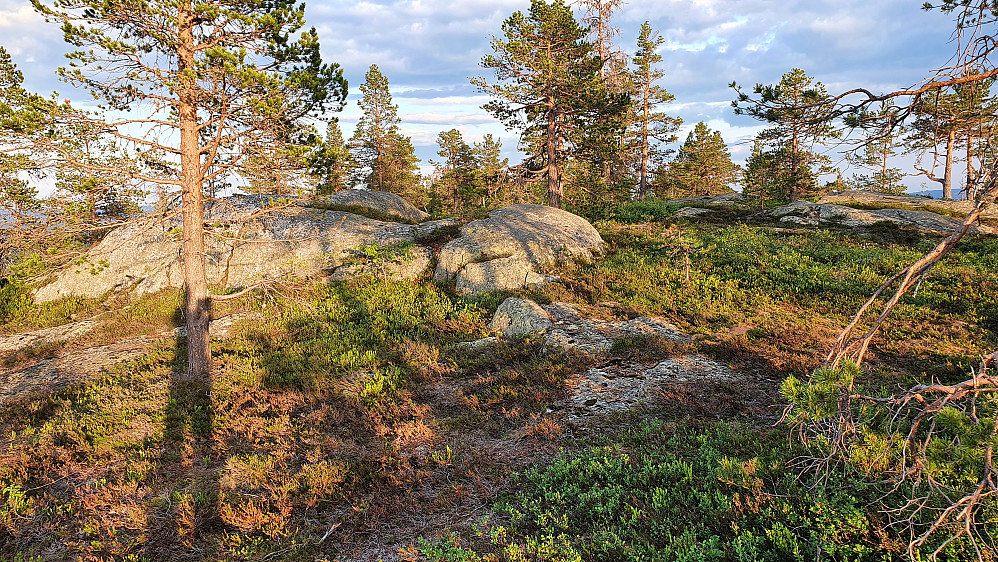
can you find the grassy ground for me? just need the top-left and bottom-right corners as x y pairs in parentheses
(1, 217), (995, 561)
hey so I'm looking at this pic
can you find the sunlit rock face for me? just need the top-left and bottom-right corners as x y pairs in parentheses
(434, 204), (604, 295)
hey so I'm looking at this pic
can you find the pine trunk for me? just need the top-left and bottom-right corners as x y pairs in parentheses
(547, 106), (561, 208)
(177, 5), (211, 381)
(943, 129), (955, 200)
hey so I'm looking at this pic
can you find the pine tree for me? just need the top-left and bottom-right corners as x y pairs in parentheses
(661, 122), (738, 198)
(846, 105), (908, 195)
(33, 0), (347, 381)
(732, 68), (838, 201)
(0, 47), (52, 238)
(576, 0), (628, 90)
(473, 135), (514, 209)
(742, 136), (784, 209)
(432, 129), (476, 214)
(907, 74), (996, 199)
(350, 65), (421, 200)
(311, 119), (352, 195)
(52, 120), (144, 226)
(575, 0), (631, 191)
(473, 0), (622, 208)
(629, 22), (681, 199)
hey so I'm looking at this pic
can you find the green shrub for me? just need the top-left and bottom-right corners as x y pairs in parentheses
(420, 421), (915, 561)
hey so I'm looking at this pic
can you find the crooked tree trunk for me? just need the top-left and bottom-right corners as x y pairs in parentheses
(177, 5), (211, 381)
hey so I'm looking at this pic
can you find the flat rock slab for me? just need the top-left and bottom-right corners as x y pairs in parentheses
(666, 192), (749, 209)
(0, 337), (154, 408)
(819, 190), (998, 218)
(34, 195), (435, 303)
(0, 319), (101, 357)
(674, 207), (715, 218)
(770, 201), (995, 235)
(3, 313), (261, 408)
(555, 355), (739, 421)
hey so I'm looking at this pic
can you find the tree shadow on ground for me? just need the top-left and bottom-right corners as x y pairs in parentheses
(142, 300), (221, 560)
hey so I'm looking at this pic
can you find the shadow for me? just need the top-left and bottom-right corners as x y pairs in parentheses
(142, 296), (221, 560)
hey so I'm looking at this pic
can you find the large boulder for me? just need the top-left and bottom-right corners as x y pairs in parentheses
(434, 204), (604, 295)
(324, 189), (429, 223)
(33, 195), (436, 303)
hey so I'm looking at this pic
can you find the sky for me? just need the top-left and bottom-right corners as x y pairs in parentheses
(0, 0), (966, 191)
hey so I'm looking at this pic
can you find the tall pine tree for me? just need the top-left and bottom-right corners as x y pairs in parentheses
(350, 65), (421, 201)
(628, 22), (681, 199)
(33, 0), (347, 381)
(733, 68), (838, 201)
(311, 119), (352, 195)
(473, 0), (622, 208)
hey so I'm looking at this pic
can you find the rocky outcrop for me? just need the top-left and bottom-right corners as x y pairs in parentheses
(434, 204), (604, 295)
(667, 192), (750, 210)
(1, 336), (155, 407)
(480, 297), (687, 354)
(34, 195), (439, 303)
(819, 190), (998, 218)
(0, 319), (101, 356)
(489, 297), (553, 337)
(463, 297), (739, 421)
(324, 189), (429, 223)
(673, 207), (714, 219)
(1, 313), (257, 407)
(769, 200), (996, 235)
(555, 355), (738, 422)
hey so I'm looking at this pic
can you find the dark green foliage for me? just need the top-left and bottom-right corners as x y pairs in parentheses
(255, 278), (486, 390)
(310, 119), (352, 195)
(350, 64), (423, 203)
(419, 421), (907, 561)
(660, 122), (738, 198)
(0, 278), (32, 325)
(586, 198), (679, 223)
(732, 69), (838, 202)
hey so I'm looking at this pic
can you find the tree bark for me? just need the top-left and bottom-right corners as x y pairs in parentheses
(943, 128), (955, 200)
(547, 104), (562, 208)
(638, 79), (650, 200)
(177, 4), (211, 381)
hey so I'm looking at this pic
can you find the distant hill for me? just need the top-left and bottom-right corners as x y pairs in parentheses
(907, 188), (967, 200)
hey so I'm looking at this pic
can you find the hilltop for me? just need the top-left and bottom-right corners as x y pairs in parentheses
(0, 191), (996, 560)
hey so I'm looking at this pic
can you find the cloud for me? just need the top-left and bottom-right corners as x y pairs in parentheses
(403, 112), (496, 125)
(1, 0), (971, 181)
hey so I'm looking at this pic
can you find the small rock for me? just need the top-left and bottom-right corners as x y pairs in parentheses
(489, 298), (553, 338)
(674, 207), (714, 218)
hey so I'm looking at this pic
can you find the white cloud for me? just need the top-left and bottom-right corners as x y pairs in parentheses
(403, 112), (495, 125)
(0, 0), (970, 178)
